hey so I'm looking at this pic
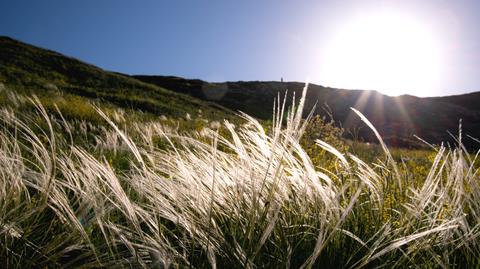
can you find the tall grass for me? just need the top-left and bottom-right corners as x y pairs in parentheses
(0, 85), (479, 268)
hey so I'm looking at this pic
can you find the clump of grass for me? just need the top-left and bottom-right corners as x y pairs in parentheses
(0, 85), (479, 268)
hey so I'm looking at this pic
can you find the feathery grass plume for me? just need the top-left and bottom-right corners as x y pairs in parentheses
(0, 86), (479, 268)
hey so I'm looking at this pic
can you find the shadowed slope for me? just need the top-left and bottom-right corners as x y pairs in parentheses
(135, 75), (480, 149)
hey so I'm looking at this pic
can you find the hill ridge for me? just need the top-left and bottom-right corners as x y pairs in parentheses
(1, 36), (479, 149)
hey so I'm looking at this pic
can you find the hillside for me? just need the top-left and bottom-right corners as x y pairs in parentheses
(0, 36), (234, 120)
(134, 75), (480, 149)
(1, 35), (479, 150)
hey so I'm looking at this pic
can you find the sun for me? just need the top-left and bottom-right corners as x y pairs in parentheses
(318, 11), (444, 96)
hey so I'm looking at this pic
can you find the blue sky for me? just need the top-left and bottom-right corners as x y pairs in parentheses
(1, 1), (480, 96)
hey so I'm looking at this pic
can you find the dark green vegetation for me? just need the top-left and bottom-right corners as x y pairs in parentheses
(1, 36), (480, 268)
(134, 75), (480, 150)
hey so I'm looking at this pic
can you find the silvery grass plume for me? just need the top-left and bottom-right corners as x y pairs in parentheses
(0, 85), (478, 268)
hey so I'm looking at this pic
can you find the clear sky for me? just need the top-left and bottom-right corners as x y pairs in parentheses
(1, 0), (479, 97)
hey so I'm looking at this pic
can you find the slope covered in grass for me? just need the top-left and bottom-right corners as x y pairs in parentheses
(3, 35), (478, 150)
(0, 36), (234, 120)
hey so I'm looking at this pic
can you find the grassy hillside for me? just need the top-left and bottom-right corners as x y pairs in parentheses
(134, 75), (480, 149)
(4, 34), (476, 150)
(0, 36), (234, 121)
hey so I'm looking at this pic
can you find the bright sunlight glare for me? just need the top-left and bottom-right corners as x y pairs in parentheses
(318, 11), (445, 96)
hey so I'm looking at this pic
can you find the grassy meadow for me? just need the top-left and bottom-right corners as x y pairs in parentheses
(0, 83), (479, 268)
